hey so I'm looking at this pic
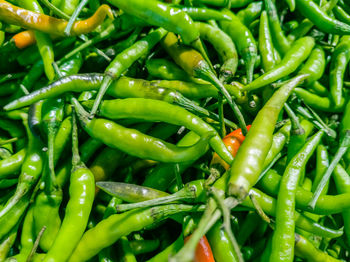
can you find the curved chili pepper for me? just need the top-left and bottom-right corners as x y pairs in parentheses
(329, 35), (350, 107)
(245, 37), (314, 91)
(161, 31), (247, 134)
(219, 8), (257, 84)
(265, 0), (291, 55)
(237, 1), (262, 26)
(68, 204), (204, 262)
(106, 0), (208, 59)
(85, 98), (233, 165)
(257, 169), (350, 215)
(0, 115), (43, 220)
(90, 27), (167, 117)
(0, 148), (26, 179)
(269, 130), (323, 262)
(294, 233), (342, 262)
(293, 87), (345, 113)
(298, 45), (326, 86)
(72, 97), (213, 163)
(0, 1), (114, 37)
(295, 0), (350, 34)
(194, 21), (238, 82)
(227, 74), (307, 200)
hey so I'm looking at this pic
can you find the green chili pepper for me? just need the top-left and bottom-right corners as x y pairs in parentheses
(227, 74), (307, 200)
(41, 97), (65, 192)
(0, 114), (43, 220)
(0, 148), (26, 179)
(333, 164), (350, 243)
(298, 45), (326, 86)
(10, 206), (35, 261)
(257, 169), (350, 215)
(68, 204), (204, 262)
(237, 1), (262, 27)
(194, 21), (238, 82)
(0, 221), (18, 260)
(220, 8), (257, 84)
(0, 187), (31, 241)
(4, 74), (243, 112)
(161, 31), (247, 134)
(312, 144), (330, 195)
(86, 98), (233, 165)
(241, 187), (343, 238)
(245, 37), (315, 91)
(146, 58), (193, 82)
(206, 221), (240, 262)
(177, 5), (231, 21)
(295, 0), (350, 35)
(72, 97), (213, 163)
(329, 35), (350, 107)
(265, 0), (291, 56)
(259, 10), (280, 73)
(294, 87), (345, 113)
(269, 130), (323, 262)
(294, 233), (342, 262)
(43, 111), (95, 262)
(90, 27), (167, 117)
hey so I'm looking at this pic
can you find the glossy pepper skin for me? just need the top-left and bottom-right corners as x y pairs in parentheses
(227, 74), (307, 200)
(43, 168), (95, 262)
(72, 97), (213, 163)
(245, 37), (315, 91)
(0, 1), (114, 37)
(295, 0), (350, 35)
(91, 98), (233, 165)
(68, 204), (203, 262)
(269, 130), (323, 262)
(220, 8), (257, 83)
(329, 35), (350, 107)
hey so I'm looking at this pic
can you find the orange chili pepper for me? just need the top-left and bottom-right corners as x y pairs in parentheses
(12, 30), (36, 49)
(0, 0), (113, 37)
(210, 125), (252, 170)
(184, 235), (215, 262)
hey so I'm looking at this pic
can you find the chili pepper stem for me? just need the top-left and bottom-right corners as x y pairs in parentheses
(116, 189), (195, 212)
(39, 0), (70, 19)
(90, 75), (113, 118)
(308, 130), (350, 209)
(197, 65), (247, 135)
(170, 197), (240, 262)
(210, 189), (243, 262)
(64, 0), (89, 36)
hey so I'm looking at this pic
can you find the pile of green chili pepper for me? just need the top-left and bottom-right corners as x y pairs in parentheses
(1, 0), (350, 261)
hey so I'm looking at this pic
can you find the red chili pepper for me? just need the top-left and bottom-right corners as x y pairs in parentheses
(210, 125), (252, 170)
(184, 235), (215, 262)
